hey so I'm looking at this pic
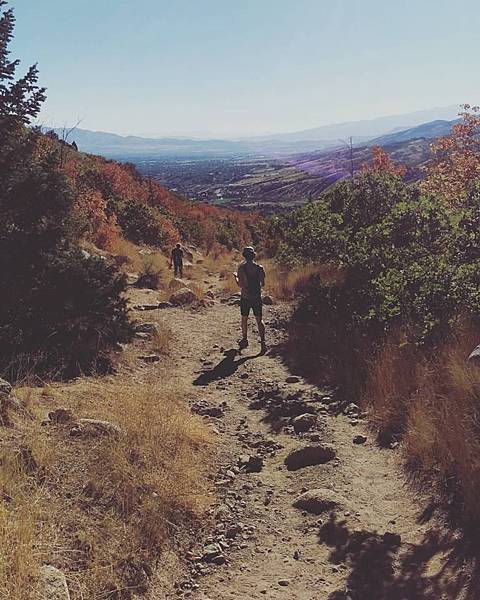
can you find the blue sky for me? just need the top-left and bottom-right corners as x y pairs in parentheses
(9, 0), (479, 137)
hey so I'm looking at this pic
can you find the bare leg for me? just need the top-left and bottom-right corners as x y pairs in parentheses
(241, 316), (248, 341)
(255, 315), (266, 343)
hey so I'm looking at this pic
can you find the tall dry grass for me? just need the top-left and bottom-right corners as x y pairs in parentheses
(0, 379), (214, 598)
(78, 383), (214, 596)
(262, 261), (345, 300)
(363, 321), (480, 521)
(0, 421), (58, 599)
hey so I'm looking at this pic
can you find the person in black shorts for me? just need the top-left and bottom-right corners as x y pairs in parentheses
(169, 243), (184, 278)
(233, 246), (266, 351)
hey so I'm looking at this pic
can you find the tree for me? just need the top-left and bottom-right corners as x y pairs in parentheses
(362, 146), (407, 178)
(0, 1), (45, 135)
(422, 105), (480, 204)
(0, 3), (131, 379)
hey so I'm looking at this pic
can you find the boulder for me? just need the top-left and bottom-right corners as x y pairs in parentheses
(40, 565), (71, 600)
(169, 287), (197, 306)
(292, 488), (345, 515)
(70, 419), (122, 438)
(284, 445), (336, 471)
(262, 295), (274, 305)
(293, 413), (317, 433)
(285, 375), (301, 384)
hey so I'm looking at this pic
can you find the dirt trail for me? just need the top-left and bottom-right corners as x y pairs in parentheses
(131, 276), (470, 600)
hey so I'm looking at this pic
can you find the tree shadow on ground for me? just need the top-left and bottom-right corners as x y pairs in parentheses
(319, 511), (479, 600)
(193, 348), (263, 386)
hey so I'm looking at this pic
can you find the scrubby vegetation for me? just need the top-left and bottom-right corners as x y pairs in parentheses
(267, 107), (480, 522)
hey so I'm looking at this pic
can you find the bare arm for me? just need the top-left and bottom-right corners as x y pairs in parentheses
(235, 265), (247, 289)
(260, 267), (265, 288)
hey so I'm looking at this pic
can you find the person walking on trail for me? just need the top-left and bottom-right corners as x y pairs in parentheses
(233, 246), (267, 351)
(170, 243), (184, 278)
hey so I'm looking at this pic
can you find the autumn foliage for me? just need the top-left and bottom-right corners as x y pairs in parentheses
(423, 104), (480, 203)
(362, 145), (407, 178)
(42, 134), (257, 253)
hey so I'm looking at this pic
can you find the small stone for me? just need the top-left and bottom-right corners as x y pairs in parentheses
(278, 579), (290, 587)
(139, 354), (160, 363)
(293, 413), (317, 433)
(70, 419), (121, 438)
(285, 376), (301, 384)
(353, 435), (367, 445)
(40, 565), (71, 599)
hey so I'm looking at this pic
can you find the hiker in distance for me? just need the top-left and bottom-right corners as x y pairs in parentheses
(233, 246), (267, 352)
(169, 243), (184, 278)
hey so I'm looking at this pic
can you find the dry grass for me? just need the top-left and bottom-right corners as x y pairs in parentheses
(262, 261), (345, 300)
(0, 378), (215, 599)
(151, 323), (173, 354)
(136, 257), (167, 290)
(0, 454), (45, 599)
(363, 321), (480, 521)
(110, 237), (169, 278)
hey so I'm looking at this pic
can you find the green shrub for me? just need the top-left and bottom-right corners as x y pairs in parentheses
(116, 199), (170, 246)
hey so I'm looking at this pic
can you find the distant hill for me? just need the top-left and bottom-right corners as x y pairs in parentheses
(242, 106), (459, 143)
(47, 128), (251, 157)
(47, 105), (461, 159)
(369, 119), (456, 146)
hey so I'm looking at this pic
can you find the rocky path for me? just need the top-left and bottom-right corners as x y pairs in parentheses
(135, 289), (469, 600)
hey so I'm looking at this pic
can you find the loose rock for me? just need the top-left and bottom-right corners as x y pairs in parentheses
(70, 419), (122, 438)
(284, 445), (336, 471)
(40, 565), (71, 600)
(353, 435), (367, 445)
(293, 489), (346, 515)
(285, 376), (301, 384)
(139, 354), (160, 363)
(293, 413), (317, 433)
(169, 288), (198, 306)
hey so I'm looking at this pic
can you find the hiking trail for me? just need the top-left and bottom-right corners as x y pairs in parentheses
(127, 268), (468, 600)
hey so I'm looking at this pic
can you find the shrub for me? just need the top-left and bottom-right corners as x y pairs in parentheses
(116, 199), (176, 248)
(0, 248), (132, 379)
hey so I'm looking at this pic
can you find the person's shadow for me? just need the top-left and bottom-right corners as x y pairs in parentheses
(193, 348), (263, 386)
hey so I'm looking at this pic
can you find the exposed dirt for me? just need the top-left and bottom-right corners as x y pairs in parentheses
(128, 265), (474, 600)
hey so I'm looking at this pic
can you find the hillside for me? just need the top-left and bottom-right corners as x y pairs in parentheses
(209, 138), (431, 210)
(369, 118), (455, 146)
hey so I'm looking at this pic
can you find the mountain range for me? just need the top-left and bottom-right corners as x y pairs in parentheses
(49, 105), (459, 158)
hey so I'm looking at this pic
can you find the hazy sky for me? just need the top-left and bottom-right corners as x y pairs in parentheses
(10, 0), (479, 137)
